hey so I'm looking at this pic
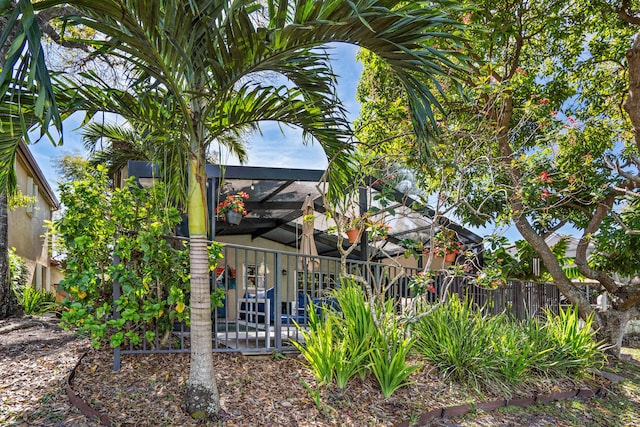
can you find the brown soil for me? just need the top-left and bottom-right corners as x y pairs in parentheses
(1, 315), (634, 427)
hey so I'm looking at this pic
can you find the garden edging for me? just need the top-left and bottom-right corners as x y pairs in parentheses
(66, 351), (111, 426)
(394, 385), (608, 427)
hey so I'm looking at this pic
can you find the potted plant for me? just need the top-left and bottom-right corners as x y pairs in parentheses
(432, 229), (463, 262)
(344, 215), (367, 243)
(216, 191), (249, 225)
(367, 219), (391, 241)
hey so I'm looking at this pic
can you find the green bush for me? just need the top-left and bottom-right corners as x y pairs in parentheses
(15, 285), (58, 315)
(412, 295), (504, 391)
(412, 296), (607, 392)
(54, 166), (221, 349)
(8, 248), (28, 291)
(369, 301), (420, 398)
(291, 302), (340, 385)
(293, 281), (419, 396)
(539, 305), (606, 376)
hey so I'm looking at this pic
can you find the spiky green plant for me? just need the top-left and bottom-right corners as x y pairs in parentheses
(16, 285), (58, 315)
(369, 302), (420, 398)
(412, 295), (505, 391)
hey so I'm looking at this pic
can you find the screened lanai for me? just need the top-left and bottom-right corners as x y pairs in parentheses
(113, 162), (490, 358)
(127, 161), (483, 260)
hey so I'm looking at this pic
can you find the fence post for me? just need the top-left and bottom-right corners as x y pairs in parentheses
(274, 252), (282, 349)
(112, 252), (121, 372)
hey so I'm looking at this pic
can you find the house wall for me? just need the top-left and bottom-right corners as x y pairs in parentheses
(8, 149), (57, 293)
(380, 252), (450, 270)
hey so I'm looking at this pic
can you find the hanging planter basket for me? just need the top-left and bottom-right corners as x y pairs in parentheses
(225, 210), (243, 225)
(444, 252), (456, 262)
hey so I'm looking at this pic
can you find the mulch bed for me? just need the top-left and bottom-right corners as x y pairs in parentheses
(0, 316), (619, 426)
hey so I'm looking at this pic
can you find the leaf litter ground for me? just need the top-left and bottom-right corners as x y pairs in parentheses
(1, 316), (639, 426)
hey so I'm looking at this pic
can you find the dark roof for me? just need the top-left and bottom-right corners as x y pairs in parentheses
(128, 161), (482, 259)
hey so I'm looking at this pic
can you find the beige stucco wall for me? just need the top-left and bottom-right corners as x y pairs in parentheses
(381, 253), (450, 271)
(8, 153), (56, 293)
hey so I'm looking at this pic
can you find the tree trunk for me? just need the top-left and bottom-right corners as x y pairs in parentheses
(595, 308), (637, 357)
(184, 153), (220, 419)
(0, 3), (20, 320)
(0, 189), (19, 319)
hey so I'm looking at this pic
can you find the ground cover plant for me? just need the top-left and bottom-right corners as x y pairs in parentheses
(412, 295), (607, 394)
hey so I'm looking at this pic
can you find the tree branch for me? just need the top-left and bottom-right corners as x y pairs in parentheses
(574, 194), (620, 295)
(617, 0), (640, 25)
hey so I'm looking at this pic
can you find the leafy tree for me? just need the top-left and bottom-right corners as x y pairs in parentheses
(0, 0), (468, 418)
(54, 165), (197, 348)
(356, 0), (640, 356)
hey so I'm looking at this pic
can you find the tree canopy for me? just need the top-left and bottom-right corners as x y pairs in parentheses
(355, 0), (640, 355)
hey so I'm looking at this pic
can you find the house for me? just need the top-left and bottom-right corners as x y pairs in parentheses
(8, 142), (61, 294)
(127, 161), (483, 321)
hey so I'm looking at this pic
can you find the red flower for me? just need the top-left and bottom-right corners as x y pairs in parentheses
(540, 98), (549, 105)
(541, 189), (550, 199)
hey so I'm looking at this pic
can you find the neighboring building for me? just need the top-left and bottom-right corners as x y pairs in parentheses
(8, 142), (61, 293)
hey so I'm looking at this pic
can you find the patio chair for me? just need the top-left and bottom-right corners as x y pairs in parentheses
(238, 289), (335, 326)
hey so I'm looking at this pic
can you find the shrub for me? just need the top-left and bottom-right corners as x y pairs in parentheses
(54, 166), (219, 349)
(291, 302), (339, 385)
(294, 281), (419, 396)
(369, 300), (420, 398)
(15, 285), (58, 315)
(412, 296), (607, 392)
(8, 248), (28, 291)
(412, 295), (504, 391)
(539, 305), (606, 376)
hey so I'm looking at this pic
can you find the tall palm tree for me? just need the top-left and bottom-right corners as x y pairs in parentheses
(10, 0), (465, 418)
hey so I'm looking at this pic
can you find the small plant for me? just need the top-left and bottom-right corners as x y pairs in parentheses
(216, 191), (249, 221)
(369, 302), (421, 398)
(301, 380), (337, 418)
(290, 301), (338, 385)
(9, 248), (28, 291)
(272, 351), (286, 360)
(412, 295), (504, 392)
(16, 285), (58, 315)
(541, 305), (606, 376)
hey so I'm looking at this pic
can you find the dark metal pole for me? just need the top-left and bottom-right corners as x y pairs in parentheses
(358, 186), (369, 261)
(112, 252), (121, 372)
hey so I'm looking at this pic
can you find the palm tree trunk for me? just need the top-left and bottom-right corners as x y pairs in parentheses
(0, 188), (19, 319)
(184, 154), (220, 418)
